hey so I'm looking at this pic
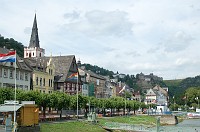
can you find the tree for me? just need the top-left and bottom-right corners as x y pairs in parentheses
(0, 88), (14, 104)
(37, 93), (50, 117)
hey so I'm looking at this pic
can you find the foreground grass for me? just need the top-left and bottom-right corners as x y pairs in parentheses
(41, 121), (106, 132)
(98, 115), (156, 126)
(41, 115), (156, 132)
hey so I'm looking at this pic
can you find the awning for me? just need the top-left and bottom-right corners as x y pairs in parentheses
(0, 105), (22, 112)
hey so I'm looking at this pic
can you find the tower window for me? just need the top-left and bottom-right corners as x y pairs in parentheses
(29, 53), (31, 57)
(33, 52), (34, 56)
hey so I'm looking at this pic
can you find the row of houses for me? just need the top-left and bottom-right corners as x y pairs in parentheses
(0, 14), (169, 108)
(0, 14), (126, 98)
(0, 46), (127, 98)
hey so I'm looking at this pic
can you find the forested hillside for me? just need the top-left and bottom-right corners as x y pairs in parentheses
(81, 63), (114, 77)
(0, 34), (24, 57)
(164, 76), (200, 104)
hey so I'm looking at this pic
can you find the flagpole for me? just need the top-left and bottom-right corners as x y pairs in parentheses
(14, 50), (17, 131)
(77, 73), (78, 120)
(125, 91), (126, 116)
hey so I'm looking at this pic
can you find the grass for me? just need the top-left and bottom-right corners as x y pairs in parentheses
(40, 121), (106, 132)
(40, 115), (156, 132)
(97, 115), (156, 126)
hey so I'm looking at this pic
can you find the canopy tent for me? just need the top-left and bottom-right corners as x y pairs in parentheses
(0, 104), (22, 112)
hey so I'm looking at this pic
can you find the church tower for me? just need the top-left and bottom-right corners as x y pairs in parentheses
(24, 13), (45, 58)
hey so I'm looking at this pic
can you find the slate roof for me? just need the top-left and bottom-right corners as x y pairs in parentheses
(153, 85), (168, 97)
(0, 47), (32, 72)
(25, 55), (77, 83)
(24, 57), (49, 72)
(29, 13), (40, 48)
(50, 55), (75, 82)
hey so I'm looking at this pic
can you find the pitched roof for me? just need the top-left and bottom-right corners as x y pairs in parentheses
(0, 47), (32, 72)
(146, 88), (156, 96)
(153, 85), (168, 97)
(25, 55), (76, 83)
(29, 13), (40, 48)
(79, 68), (106, 80)
(24, 57), (49, 72)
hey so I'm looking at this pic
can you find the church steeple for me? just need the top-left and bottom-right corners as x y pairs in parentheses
(24, 13), (45, 58)
(29, 13), (40, 48)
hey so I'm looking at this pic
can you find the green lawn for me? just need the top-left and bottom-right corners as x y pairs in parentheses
(40, 121), (106, 132)
(40, 115), (156, 132)
(98, 115), (156, 126)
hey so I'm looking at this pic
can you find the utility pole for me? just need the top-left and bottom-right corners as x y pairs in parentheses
(173, 96), (175, 111)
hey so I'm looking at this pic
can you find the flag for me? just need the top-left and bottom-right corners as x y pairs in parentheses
(119, 85), (126, 93)
(0, 51), (16, 62)
(68, 72), (78, 80)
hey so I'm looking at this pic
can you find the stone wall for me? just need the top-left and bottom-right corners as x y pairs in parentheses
(158, 115), (178, 125)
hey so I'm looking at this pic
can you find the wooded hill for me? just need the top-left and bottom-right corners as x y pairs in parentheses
(0, 35), (24, 57)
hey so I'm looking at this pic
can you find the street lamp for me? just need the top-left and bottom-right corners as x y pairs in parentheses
(87, 99), (91, 113)
(173, 96), (175, 111)
(195, 97), (199, 109)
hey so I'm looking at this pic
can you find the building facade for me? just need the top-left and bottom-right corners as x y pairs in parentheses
(0, 48), (32, 90)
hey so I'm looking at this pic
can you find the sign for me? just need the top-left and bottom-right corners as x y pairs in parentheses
(4, 100), (19, 105)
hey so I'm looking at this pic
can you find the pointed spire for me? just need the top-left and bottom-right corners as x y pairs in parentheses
(29, 13), (40, 48)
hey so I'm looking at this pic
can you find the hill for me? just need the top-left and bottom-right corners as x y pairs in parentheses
(0, 34), (24, 57)
(81, 63), (114, 78)
(164, 76), (200, 105)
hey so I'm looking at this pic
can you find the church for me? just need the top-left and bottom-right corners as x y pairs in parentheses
(24, 14), (82, 94)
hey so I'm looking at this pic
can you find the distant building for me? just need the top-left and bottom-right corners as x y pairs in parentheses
(145, 88), (157, 105)
(0, 47), (32, 90)
(78, 67), (89, 96)
(145, 85), (168, 106)
(113, 72), (126, 79)
(24, 14), (45, 58)
(132, 91), (141, 102)
(137, 72), (163, 90)
(79, 66), (106, 98)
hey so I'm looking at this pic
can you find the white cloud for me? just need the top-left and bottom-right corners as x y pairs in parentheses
(163, 31), (194, 52)
(1, 0), (200, 80)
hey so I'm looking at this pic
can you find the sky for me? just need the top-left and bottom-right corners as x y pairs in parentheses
(0, 0), (200, 80)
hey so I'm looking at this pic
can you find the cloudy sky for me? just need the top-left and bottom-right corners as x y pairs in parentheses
(0, 0), (200, 80)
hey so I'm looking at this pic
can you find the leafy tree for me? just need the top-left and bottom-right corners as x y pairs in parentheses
(37, 93), (50, 117)
(0, 35), (24, 57)
(0, 88), (14, 104)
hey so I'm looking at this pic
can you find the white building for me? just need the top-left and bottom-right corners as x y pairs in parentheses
(0, 48), (32, 90)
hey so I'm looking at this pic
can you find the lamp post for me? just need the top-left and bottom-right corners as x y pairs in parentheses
(173, 96), (175, 111)
(195, 97), (199, 109)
